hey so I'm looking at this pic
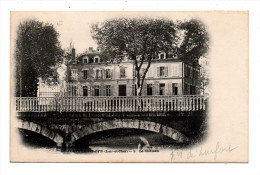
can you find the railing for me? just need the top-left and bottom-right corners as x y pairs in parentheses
(14, 95), (206, 112)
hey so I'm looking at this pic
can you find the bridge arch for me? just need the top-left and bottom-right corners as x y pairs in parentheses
(17, 120), (63, 144)
(69, 119), (189, 144)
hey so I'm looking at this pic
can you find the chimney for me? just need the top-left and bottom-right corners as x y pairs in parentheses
(89, 47), (93, 52)
(97, 46), (102, 52)
(72, 48), (76, 60)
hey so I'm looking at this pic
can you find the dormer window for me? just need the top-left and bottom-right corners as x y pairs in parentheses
(123, 52), (128, 61)
(94, 56), (100, 63)
(83, 56), (89, 63)
(159, 52), (166, 59)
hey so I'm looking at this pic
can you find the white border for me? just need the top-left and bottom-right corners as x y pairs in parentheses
(0, 0), (259, 175)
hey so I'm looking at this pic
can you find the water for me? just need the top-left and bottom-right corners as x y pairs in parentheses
(19, 128), (188, 153)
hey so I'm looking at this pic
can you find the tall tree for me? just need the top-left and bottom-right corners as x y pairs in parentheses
(177, 19), (209, 65)
(15, 19), (63, 97)
(177, 19), (210, 93)
(91, 17), (178, 96)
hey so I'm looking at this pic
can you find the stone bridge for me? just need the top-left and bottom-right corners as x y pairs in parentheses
(16, 110), (206, 149)
(14, 96), (207, 149)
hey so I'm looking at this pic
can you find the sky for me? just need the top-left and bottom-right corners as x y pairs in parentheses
(11, 11), (194, 54)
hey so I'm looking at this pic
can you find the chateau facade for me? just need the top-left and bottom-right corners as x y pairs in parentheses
(65, 48), (201, 97)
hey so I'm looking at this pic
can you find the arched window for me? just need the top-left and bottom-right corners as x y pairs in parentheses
(158, 52), (166, 59)
(94, 56), (100, 63)
(83, 56), (89, 63)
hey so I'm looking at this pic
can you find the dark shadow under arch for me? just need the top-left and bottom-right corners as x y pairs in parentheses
(17, 120), (63, 144)
(70, 119), (189, 144)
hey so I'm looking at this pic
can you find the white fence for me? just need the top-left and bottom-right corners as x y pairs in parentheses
(14, 95), (206, 112)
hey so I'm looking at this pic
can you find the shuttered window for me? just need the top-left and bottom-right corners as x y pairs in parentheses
(158, 66), (168, 77)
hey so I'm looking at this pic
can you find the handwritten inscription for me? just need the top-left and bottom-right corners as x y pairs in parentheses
(171, 142), (239, 161)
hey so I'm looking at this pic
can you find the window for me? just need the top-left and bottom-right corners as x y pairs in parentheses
(83, 86), (88, 96)
(159, 53), (166, 59)
(147, 84), (153, 96)
(71, 69), (78, 80)
(120, 67), (126, 78)
(106, 85), (111, 96)
(83, 56), (88, 63)
(94, 56), (100, 63)
(105, 69), (111, 79)
(96, 69), (102, 79)
(83, 70), (88, 79)
(159, 66), (168, 77)
(94, 85), (100, 96)
(160, 67), (165, 76)
(172, 83), (178, 95)
(159, 83), (165, 95)
(71, 86), (77, 96)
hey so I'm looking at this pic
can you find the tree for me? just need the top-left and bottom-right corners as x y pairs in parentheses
(177, 19), (209, 65)
(175, 19), (210, 94)
(15, 19), (63, 97)
(91, 17), (178, 96)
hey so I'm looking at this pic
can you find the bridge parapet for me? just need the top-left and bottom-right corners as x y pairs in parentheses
(14, 95), (206, 113)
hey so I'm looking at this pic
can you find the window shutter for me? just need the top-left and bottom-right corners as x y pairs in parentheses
(143, 82), (147, 96)
(89, 68), (93, 79)
(110, 84), (115, 96)
(172, 64), (178, 76)
(157, 67), (160, 77)
(165, 66), (168, 77)
(155, 81), (159, 95)
(91, 86), (94, 96)
(176, 64), (179, 76)
(102, 84), (105, 96)
(152, 84), (155, 95)
(101, 69), (104, 79)
(87, 70), (90, 79)
(111, 69), (113, 79)
(168, 83), (171, 95)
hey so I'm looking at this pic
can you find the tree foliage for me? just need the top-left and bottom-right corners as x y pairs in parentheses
(91, 17), (178, 95)
(15, 19), (63, 97)
(91, 18), (209, 95)
(177, 19), (209, 65)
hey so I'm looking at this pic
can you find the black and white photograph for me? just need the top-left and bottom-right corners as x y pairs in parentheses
(10, 11), (248, 162)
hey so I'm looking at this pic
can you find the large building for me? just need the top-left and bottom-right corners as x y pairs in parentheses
(65, 47), (201, 97)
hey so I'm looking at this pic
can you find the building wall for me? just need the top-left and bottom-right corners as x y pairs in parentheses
(67, 59), (191, 96)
